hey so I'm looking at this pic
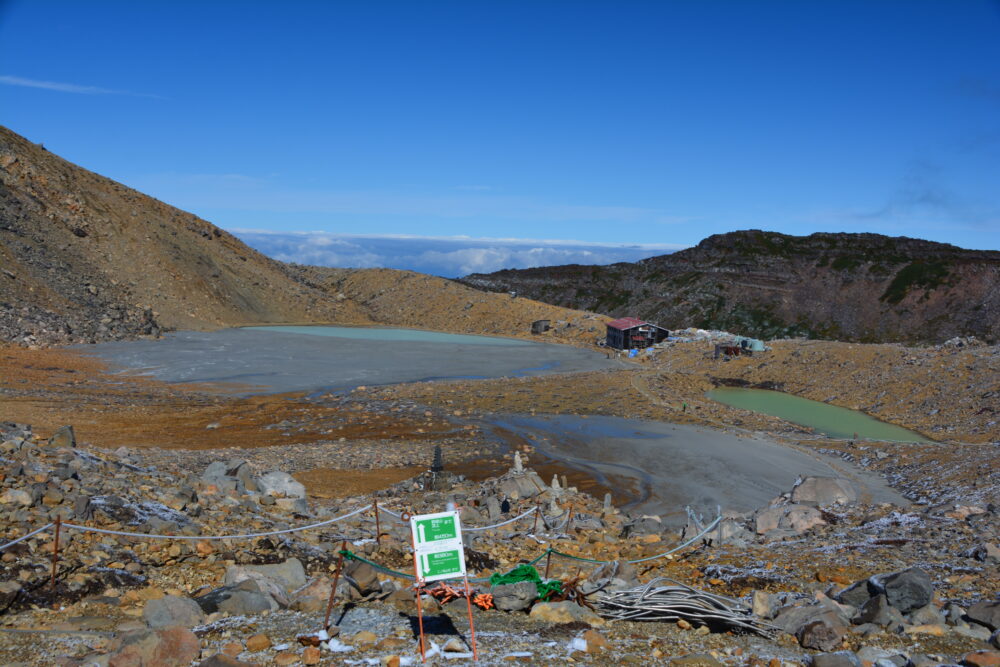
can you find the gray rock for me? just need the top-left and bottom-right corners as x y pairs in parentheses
(775, 604), (847, 636)
(497, 474), (544, 501)
(791, 477), (858, 507)
(855, 647), (899, 665)
(754, 503), (826, 535)
(946, 603), (966, 625)
(908, 603), (943, 626)
(48, 425), (76, 448)
(752, 590), (779, 619)
(881, 568), (933, 614)
(224, 558), (305, 595)
(256, 471), (305, 498)
(581, 560), (640, 595)
(835, 579), (873, 609)
(197, 654), (258, 667)
(620, 515), (663, 538)
(491, 581), (537, 612)
(143, 595), (206, 629)
(195, 581), (278, 615)
(855, 595), (906, 627)
(991, 629), (1000, 649)
(798, 617), (847, 651)
(967, 601), (1000, 631)
(485, 496), (501, 521)
(343, 559), (381, 598)
(810, 652), (861, 667)
(966, 543), (1000, 565)
(953, 624), (993, 641)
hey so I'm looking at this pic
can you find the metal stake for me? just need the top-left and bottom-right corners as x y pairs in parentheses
(462, 573), (479, 661)
(373, 499), (381, 545)
(544, 549), (553, 580)
(323, 540), (347, 631)
(50, 515), (61, 592)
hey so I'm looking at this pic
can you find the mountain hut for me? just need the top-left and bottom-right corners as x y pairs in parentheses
(605, 317), (669, 350)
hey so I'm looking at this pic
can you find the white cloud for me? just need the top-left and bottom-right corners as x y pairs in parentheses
(232, 231), (683, 278)
(0, 75), (161, 98)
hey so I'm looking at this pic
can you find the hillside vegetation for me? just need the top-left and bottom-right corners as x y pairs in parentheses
(461, 230), (1000, 344)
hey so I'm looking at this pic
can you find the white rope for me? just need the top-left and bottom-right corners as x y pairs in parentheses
(62, 505), (368, 541)
(626, 515), (721, 564)
(465, 506), (538, 532)
(0, 523), (54, 551)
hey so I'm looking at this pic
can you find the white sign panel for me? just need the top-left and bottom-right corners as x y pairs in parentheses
(410, 510), (466, 582)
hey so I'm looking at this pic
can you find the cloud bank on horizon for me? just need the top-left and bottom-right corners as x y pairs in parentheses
(233, 231), (682, 278)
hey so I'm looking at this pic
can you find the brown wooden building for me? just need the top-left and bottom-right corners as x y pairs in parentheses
(605, 317), (669, 350)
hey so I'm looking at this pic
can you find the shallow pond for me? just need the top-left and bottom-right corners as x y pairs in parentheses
(84, 327), (620, 394)
(244, 325), (532, 346)
(707, 387), (932, 443)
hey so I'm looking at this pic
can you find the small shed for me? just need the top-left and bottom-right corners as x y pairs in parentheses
(605, 317), (669, 350)
(531, 319), (551, 334)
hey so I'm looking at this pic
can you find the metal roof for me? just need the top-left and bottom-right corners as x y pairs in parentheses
(606, 317), (649, 330)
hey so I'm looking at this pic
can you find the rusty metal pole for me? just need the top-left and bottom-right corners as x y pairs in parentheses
(532, 505), (540, 534)
(462, 573), (479, 661)
(544, 549), (552, 580)
(323, 540), (347, 631)
(50, 515), (61, 591)
(373, 499), (381, 546)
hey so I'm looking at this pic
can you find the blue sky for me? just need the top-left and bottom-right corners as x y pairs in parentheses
(2, 1), (999, 276)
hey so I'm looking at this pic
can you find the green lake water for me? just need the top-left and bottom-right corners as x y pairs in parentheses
(706, 387), (933, 442)
(243, 325), (532, 346)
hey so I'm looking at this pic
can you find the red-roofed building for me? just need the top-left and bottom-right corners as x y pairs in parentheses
(605, 318), (669, 350)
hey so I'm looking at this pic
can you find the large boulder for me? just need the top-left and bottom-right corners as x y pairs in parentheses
(47, 425), (76, 449)
(497, 473), (546, 501)
(143, 595), (206, 629)
(854, 595), (905, 627)
(194, 580), (279, 615)
(529, 600), (605, 626)
(256, 471), (306, 499)
(754, 504), (826, 536)
(797, 616), (848, 651)
(968, 601), (1000, 632)
(878, 568), (933, 614)
(791, 477), (857, 507)
(343, 559), (381, 599)
(491, 581), (537, 612)
(224, 558), (306, 595)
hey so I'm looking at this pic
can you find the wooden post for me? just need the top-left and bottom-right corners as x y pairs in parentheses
(462, 573), (479, 661)
(323, 541), (347, 631)
(544, 549), (553, 580)
(373, 499), (381, 546)
(50, 515), (61, 591)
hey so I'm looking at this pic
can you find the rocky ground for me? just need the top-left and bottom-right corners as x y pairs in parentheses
(1, 332), (998, 666)
(0, 418), (997, 667)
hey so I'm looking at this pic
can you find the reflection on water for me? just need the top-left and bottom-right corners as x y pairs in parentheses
(243, 325), (532, 346)
(707, 387), (932, 442)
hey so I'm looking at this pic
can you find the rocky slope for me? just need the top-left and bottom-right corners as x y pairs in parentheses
(0, 125), (595, 346)
(460, 230), (1000, 344)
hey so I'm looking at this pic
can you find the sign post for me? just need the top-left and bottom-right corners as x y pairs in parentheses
(409, 510), (477, 662)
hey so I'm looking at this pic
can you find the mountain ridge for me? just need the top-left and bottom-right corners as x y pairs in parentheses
(460, 229), (1000, 343)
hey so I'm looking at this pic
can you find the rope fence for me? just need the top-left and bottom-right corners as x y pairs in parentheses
(0, 497), (723, 594)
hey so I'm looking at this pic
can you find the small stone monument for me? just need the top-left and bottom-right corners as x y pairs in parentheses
(431, 445), (444, 473)
(513, 451), (523, 473)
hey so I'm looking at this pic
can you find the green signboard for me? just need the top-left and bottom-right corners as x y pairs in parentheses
(410, 510), (467, 583)
(415, 515), (458, 544)
(418, 547), (465, 581)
